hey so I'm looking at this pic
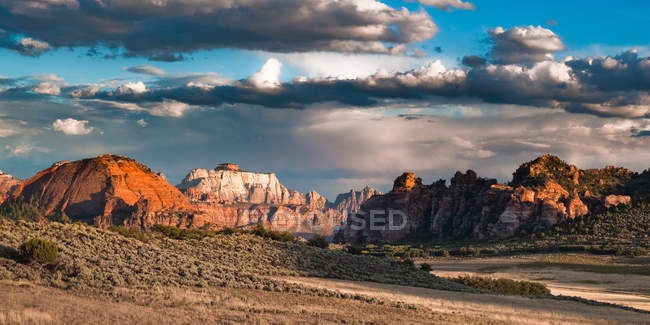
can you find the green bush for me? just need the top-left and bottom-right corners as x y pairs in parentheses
(307, 236), (329, 249)
(249, 224), (295, 242)
(0, 196), (44, 222)
(153, 224), (217, 241)
(448, 275), (550, 296)
(109, 226), (151, 242)
(403, 259), (415, 268)
(419, 263), (432, 272)
(346, 244), (363, 255)
(20, 238), (58, 264)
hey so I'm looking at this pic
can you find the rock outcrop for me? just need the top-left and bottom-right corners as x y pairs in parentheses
(6, 155), (195, 227)
(0, 170), (21, 204)
(338, 155), (635, 243)
(333, 186), (382, 216)
(178, 164), (378, 236)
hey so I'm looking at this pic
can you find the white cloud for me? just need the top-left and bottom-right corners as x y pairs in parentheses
(33, 82), (61, 95)
(411, 0), (475, 11)
(137, 119), (148, 127)
(52, 118), (93, 135)
(7, 144), (51, 156)
(248, 58), (283, 89)
(113, 81), (147, 95)
(489, 26), (565, 64)
(274, 52), (431, 79)
(148, 100), (191, 117)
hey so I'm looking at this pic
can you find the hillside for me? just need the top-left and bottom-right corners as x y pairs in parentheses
(0, 219), (467, 294)
(5, 155), (194, 228)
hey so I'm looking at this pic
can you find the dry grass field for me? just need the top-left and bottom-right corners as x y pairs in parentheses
(279, 276), (650, 325)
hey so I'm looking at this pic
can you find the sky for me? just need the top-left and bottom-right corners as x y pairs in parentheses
(0, 0), (649, 200)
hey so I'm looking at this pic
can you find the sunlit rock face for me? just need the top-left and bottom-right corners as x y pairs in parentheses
(0, 170), (21, 204)
(4, 155), (195, 227)
(178, 164), (378, 236)
(337, 155), (636, 243)
(178, 166), (307, 205)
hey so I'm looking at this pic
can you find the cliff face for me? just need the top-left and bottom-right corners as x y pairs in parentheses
(7, 155), (194, 227)
(177, 165), (378, 235)
(178, 167), (307, 205)
(0, 170), (21, 204)
(333, 186), (382, 216)
(339, 155), (635, 243)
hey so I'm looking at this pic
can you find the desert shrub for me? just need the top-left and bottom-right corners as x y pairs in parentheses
(109, 226), (151, 242)
(403, 259), (415, 268)
(152, 224), (217, 240)
(218, 227), (246, 235)
(480, 248), (499, 256)
(59, 212), (71, 224)
(429, 249), (450, 257)
(307, 236), (329, 249)
(419, 263), (432, 272)
(448, 275), (550, 296)
(0, 196), (44, 222)
(20, 238), (58, 264)
(345, 244), (363, 255)
(249, 224), (295, 242)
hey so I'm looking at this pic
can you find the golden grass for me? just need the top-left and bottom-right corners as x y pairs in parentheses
(278, 276), (650, 325)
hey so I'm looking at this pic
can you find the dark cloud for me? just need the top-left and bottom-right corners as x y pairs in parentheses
(544, 19), (559, 27)
(0, 0), (437, 58)
(58, 49), (649, 118)
(125, 65), (166, 77)
(461, 55), (486, 68)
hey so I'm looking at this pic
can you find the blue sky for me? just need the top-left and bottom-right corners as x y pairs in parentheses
(1, 0), (649, 199)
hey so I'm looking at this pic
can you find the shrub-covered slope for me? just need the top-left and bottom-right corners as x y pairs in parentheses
(0, 219), (468, 294)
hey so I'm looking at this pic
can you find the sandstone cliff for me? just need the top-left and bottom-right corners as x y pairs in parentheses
(6, 155), (195, 227)
(338, 155), (635, 243)
(333, 186), (382, 216)
(0, 170), (21, 204)
(177, 164), (378, 235)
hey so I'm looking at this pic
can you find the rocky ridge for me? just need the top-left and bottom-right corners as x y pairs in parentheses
(0, 170), (21, 204)
(338, 155), (637, 243)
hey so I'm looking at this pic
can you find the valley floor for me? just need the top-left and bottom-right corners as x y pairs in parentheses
(279, 276), (649, 325)
(419, 254), (650, 312)
(3, 275), (647, 325)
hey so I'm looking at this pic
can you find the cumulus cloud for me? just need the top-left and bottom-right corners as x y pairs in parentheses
(248, 58), (283, 89)
(137, 119), (148, 127)
(33, 82), (61, 95)
(57, 49), (648, 118)
(126, 65), (166, 77)
(0, 29), (51, 56)
(52, 118), (93, 135)
(411, 0), (475, 11)
(0, 0), (438, 58)
(148, 100), (191, 118)
(488, 26), (565, 64)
